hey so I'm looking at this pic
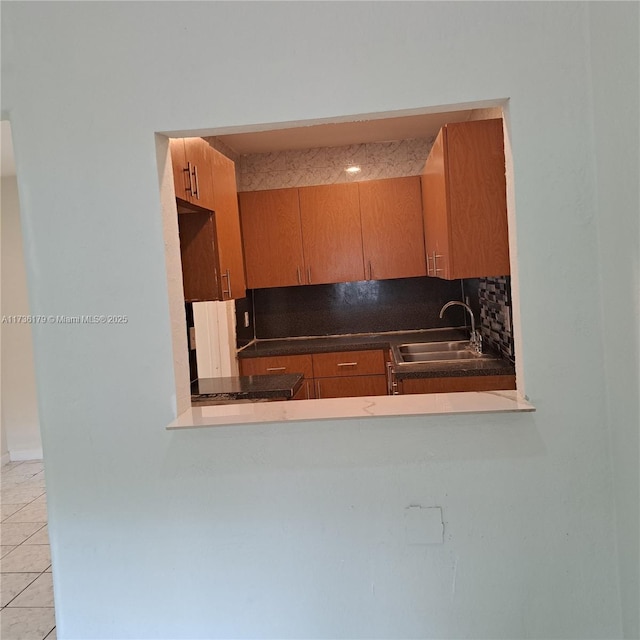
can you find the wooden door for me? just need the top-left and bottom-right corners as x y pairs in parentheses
(239, 188), (305, 289)
(422, 128), (452, 279)
(209, 147), (247, 300)
(359, 177), (426, 280)
(298, 183), (365, 285)
(177, 211), (220, 302)
(445, 119), (510, 278)
(183, 138), (215, 211)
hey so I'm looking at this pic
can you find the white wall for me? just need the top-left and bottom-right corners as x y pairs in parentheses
(1, 175), (42, 460)
(1, 3), (637, 638)
(588, 3), (640, 637)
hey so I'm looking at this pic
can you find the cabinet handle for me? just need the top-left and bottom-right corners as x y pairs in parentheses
(191, 164), (200, 200)
(386, 361), (393, 395)
(307, 267), (312, 284)
(433, 252), (444, 274)
(221, 269), (232, 298)
(184, 162), (194, 197)
(316, 380), (321, 399)
(266, 366), (286, 372)
(337, 362), (358, 367)
(368, 261), (373, 280)
(297, 267), (302, 285)
(426, 253), (433, 276)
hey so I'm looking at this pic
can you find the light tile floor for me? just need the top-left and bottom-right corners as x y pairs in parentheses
(1, 460), (56, 640)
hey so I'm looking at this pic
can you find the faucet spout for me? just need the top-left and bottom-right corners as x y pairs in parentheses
(439, 301), (482, 354)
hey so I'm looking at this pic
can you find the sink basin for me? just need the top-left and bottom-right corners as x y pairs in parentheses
(399, 351), (487, 363)
(398, 340), (470, 354)
(393, 340), (497, 365)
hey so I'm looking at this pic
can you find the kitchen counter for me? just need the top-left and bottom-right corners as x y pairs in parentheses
(191, 374), (303, 404)
(237, 328), (515, 380)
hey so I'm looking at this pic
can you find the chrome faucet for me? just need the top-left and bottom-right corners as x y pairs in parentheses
(439, 301), (482, 354)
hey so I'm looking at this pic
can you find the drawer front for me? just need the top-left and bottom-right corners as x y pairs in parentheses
(315, 375), (387, 399)
(239, 354), (314, 379)
(312, 349), (385, 378)
(399, 374), (516, 395)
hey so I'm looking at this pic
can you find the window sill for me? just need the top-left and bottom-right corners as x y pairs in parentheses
(166, 390), (535, 430)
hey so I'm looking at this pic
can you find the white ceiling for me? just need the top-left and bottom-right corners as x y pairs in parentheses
(216, 108), (495, 155)
(1, 121), (16, 177)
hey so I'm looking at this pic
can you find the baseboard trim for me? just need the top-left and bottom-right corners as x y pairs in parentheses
(9, 448), (44, 462)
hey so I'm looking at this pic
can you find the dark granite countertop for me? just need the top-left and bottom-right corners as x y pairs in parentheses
(236, 328), (515, 380)
(191, 374), (303, 404)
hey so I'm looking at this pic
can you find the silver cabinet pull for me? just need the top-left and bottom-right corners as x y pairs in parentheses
(221, 269), (232, 298)
(426, 253), (433, 276)
(433, 251), (444, 274)
(297, 266), (302, 285)
(368, 261), (373, 280)
(316, 380), (321, 399)
(184, 162), (194, 197)
(191, 164), (200, 200)
(307, 267), (312, 284)
(337, 362), (358, 367)
(386, 361), (393, 395)
(266, 366), (286, 372)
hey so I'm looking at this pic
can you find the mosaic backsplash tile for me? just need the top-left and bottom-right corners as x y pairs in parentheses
(237, 136), (434, 192)
(478, 276), (514, 361)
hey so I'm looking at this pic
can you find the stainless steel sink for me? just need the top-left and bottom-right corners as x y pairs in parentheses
(398, 340), (470, 354)
(393, 340), (498, 365)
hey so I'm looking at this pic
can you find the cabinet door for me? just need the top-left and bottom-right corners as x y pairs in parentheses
(421, 128), (451, 279)
(209, 146), (246, 300)
(183, 138), (216, 211)
(359, 177), (426, 280)
(312, 350), (385, 378)
(315, 375), (387, 399)
(445, 119), (510, 278)
(239, 188), (305, 289)
(177, 211), (220, 302)
(298, 183), (365, 285)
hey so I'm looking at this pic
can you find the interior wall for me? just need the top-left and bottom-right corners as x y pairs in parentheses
(588, 3), (640, 637)
(0, 175), (42, 460)
(1, 3), (632, 638)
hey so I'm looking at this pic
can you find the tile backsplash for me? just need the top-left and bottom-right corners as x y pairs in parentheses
(478, 276), (514, 360)
(237, 137), (434, 192)
(248, 276), (466, 340)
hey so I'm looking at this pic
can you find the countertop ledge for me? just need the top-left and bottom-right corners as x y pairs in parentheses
(167, 390), (535, 430)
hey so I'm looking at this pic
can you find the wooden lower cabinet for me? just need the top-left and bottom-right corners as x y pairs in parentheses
(398, 374), (515, 394)
(315, 375), (387, 399)
(238, 349), (388, 400)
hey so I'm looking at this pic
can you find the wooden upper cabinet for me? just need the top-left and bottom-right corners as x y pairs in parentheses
(239, 189), (305, 289)
(359, 176), (426, 280)
(298, 183), (365, 285)
(422, 129), (451, 278)
(422, 118), (510, 279)
(209, 147), (246, 300)
(170, 137), (216, 211)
